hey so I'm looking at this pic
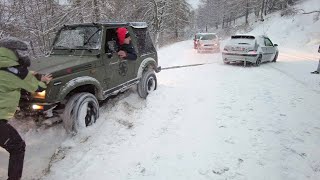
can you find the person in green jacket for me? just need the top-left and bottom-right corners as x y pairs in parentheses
(0, 37), (52, 180)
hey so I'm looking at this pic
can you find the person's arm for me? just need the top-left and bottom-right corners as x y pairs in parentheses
(19, 72), (47, 93)
(126, 52), (137, 60)
(125, 44), (137, 60)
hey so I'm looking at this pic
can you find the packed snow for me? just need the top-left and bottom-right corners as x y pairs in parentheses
(0, 0), (320, 179)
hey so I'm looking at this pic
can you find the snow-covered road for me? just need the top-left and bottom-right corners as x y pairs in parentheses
(38, 40), (320, 180)
(1, 0), (319, 179)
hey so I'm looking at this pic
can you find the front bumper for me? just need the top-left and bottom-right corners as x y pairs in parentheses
(198, 45), (220, 51)
(222, 52), (258, 63)
(19, 101), (58, 112)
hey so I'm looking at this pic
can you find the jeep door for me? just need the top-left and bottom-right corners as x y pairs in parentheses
(125, 27), (138, 79)
(104, 28), (128, 88)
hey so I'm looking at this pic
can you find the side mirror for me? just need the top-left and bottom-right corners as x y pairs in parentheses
(274, 44), (278, 47)
(106, 52), (113, 58)
(318, 45), (320, 53)
(107, 40), (117, 53)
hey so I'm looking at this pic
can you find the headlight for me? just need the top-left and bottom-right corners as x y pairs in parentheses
(32, 104), (44, 110)
(33, 90), (46, 99)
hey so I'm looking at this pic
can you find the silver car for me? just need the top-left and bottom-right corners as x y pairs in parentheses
(196, 33), (220, 53)
(222, 35), (279, 66)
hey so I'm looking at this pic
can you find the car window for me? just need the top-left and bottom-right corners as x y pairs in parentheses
(105, 28), (118, 53)
(195, 34), (202, 40)
(200, 34), (217, 40)
(53, 26), (102, 50)
(264, 38), (273, 46)
(230, 38), (255, 45)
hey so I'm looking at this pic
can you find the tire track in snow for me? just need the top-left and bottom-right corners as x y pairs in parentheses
(267, 63), (320, 94)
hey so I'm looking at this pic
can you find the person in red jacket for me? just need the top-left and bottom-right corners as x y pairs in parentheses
(116, 27), (137, 60)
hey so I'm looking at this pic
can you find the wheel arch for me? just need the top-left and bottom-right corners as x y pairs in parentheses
(137, 57), (157, 78)
(58, 76), (104, 103)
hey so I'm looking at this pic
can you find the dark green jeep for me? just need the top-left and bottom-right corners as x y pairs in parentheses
(20, 22), (161, 133)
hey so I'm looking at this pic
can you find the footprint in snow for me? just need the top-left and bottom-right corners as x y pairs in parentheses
(212, 167), (230, 175)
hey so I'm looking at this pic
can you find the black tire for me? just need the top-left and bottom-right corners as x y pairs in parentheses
(255, 55), (262, 67)
(62, 92), (99, 134)
(272, 52), (278, 62)
(137, 70), (157, 99)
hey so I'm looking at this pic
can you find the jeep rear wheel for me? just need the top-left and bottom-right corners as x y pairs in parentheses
(137, 70), (157, 99)
(62, 93), (99, 134)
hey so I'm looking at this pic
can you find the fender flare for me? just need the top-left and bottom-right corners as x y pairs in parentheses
(58, 76), (104, 101)
(137, 57), (157, 78)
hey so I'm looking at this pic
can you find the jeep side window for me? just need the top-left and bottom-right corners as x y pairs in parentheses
(105, 28), (119, 54)
(132, 28), (155, 55)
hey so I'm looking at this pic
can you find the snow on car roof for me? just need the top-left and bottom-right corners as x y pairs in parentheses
(196, 33), (217, 35)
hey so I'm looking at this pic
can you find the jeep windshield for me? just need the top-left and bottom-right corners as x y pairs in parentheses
(53, 26), (102, 50)
(200, 34), (217, 40)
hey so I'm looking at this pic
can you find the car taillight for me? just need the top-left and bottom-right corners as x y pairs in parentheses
(247, 50), (257, 55)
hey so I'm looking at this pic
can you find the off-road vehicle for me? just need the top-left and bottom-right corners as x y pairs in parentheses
(19, 22), (161, 133)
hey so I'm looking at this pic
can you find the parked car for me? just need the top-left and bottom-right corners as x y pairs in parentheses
(222, 35), (279, 66)
(19, 22), (161, 134)
(196, 33), (220, 53)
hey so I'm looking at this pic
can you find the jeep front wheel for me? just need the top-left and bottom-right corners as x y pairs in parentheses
(137, 70), (157, 99)
(62, 92), (99, 134)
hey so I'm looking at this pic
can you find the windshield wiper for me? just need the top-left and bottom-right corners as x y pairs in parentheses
(54, 45), (70, 49)
(83, 29), (101, 46)
(53, 45), (76, 53)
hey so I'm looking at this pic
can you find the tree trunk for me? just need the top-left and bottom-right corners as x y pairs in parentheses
(264, 0), (268, 16)
(92, 0), (100, 22)
(74, 0), (84, 23)
(261, 0), (265, 20)
(245, 0), (249, 25)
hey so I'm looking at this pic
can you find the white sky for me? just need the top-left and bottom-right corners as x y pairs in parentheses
(187, 0), (201, 9)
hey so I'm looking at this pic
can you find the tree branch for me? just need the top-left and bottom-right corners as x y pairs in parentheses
(302, 10), (320, 14)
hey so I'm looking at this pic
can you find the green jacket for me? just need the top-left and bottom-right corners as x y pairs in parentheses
(0, 47), (46, 120)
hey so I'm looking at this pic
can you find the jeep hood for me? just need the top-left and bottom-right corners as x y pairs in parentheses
(30, 55), (97, 74)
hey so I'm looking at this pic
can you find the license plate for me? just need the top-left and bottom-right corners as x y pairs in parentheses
(232, 47), (244, 51)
